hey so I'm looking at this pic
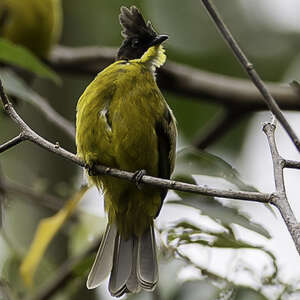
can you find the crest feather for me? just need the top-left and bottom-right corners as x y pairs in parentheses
(119, 6), (157, 39)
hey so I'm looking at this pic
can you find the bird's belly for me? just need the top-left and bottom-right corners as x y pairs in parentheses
(113, 116), (159, 176)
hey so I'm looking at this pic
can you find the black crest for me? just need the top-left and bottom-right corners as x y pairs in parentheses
(119, 6), (157, 40)
(117, 6), (167, 61)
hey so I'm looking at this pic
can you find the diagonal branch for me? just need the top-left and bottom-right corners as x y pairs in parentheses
(2, 79), (300, 255)
(0, 134), (25, 153)
(49, 46), (300, 111)
(200, 0), (300, 152)
(0, 80), (272, 204)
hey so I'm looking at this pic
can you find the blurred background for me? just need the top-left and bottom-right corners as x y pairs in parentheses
(1, 0), (300, 299)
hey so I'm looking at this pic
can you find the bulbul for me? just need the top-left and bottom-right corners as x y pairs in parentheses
(0, 0), (62, 58)
(76, 6), (177, 297)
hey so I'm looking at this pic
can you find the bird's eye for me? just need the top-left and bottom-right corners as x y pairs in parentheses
(131, 39), (140, 48)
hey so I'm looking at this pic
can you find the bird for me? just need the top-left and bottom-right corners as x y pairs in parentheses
(76, 6), (177, 297)
(0, 0), (62, 110)
(0, 0), (62, 58)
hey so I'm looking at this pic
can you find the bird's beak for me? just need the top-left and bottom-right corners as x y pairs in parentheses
(149, 35), (168, 47)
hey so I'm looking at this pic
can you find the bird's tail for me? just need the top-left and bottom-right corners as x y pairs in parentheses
(86, 222), (158, 297)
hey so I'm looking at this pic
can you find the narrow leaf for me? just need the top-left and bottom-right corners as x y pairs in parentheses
(19, 185), (89, 287)
(168, 196), (271, 238)
(174, 147), (257, 191)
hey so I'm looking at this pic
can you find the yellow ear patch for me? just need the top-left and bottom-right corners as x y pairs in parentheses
(139, 45), (166, 71)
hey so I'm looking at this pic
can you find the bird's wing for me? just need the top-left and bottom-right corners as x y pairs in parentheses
(155, 106), (177, 216)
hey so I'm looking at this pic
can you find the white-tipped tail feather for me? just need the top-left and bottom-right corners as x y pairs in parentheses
(87, 223), (117, 289)
(137, 225), (158, 290)
(86, 222), (158, 297)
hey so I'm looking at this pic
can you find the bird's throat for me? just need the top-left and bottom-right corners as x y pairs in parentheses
(139, 45), (166, 74)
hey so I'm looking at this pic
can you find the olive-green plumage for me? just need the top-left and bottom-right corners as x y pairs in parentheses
(0, 0), (62, 57)
(76, 6), (177, 296)
(77, 54), (176, 236)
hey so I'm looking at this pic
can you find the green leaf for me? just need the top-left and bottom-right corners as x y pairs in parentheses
(173, 147), (257, 192)
(168, 196), (271, 238)
(168, 221), (263, 249)
(0, 38), (60, 84)
(19, 186), (88, 287)
(233, 286), (269, 300)
(170, 147), (272, 238)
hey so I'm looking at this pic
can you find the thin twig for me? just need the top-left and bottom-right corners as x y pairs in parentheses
(2, 78), (300, 256)
(0, 134), (24, 153)
(0, 81), (273, 204)
(284, 160), (300, 170)
(49, 46), (300, 111)
(200, 0), (300, 152)
(263, 123), (300, 254)
(193, 109), (246, 149)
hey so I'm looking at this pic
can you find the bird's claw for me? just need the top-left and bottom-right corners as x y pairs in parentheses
(132, 169), (146, 189)
(87, 163), (98, 176)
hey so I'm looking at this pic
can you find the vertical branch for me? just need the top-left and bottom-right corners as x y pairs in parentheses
(200, 0), (300, 152)
(263, 123), (300, 254)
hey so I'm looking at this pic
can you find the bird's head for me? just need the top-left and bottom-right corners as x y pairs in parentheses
(116, 6), (168, 61)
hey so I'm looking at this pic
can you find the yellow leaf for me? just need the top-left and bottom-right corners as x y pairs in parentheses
(19, 185), (89, 287)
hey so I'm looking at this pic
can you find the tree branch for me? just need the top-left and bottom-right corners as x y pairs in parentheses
(0, 81), (273, 204)
(49, 46), (300, 111)
(284, 160), (300, 170)
(263, 123), (300, 254)
(5, 49), (300, 257)
(0, 134), (25, 153)
(200, 0), (300, 152)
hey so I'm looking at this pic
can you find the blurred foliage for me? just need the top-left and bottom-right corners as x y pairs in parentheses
(0, 39), (60, 84)
(20, 185), (88, 287)
(1, 0), (300, 300)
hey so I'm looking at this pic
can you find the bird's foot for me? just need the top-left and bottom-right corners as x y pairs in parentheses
(132, 169), (146, 190)
(86, 163), (98, 176)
